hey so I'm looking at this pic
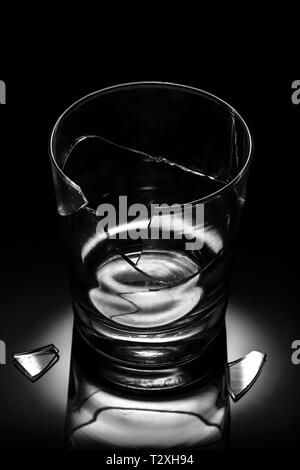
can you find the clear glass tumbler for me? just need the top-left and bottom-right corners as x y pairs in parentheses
(49, 82), (252, 448)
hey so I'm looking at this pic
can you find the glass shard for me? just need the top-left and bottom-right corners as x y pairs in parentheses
(226, 351), (266, 402)
(13, 344), (59, 382)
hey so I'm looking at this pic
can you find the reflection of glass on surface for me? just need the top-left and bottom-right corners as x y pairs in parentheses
(66, 327), (229, 449)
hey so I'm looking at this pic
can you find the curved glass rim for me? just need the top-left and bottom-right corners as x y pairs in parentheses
(49, 81), (253, 209)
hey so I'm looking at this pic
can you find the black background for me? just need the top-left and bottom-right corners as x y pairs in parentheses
(0, 66), (299, 461)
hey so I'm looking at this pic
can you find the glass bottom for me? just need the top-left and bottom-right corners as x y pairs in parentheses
(65, 326), (230, 449)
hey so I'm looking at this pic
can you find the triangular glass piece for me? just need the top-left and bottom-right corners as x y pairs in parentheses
(226, 351), (266, 402)
(13, 344), (59, 382)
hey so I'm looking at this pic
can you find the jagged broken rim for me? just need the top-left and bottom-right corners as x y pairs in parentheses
(49, 81), (253, 212)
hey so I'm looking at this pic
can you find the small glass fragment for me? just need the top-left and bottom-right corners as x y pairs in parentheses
(13, 344), (59, 381)
(226, 351), (266, 402)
